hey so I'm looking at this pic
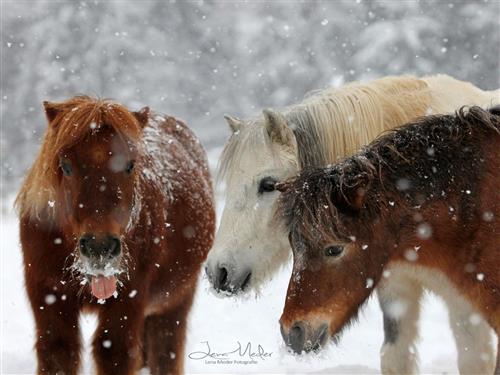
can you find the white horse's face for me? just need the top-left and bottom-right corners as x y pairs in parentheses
(206, 110), (298, 294)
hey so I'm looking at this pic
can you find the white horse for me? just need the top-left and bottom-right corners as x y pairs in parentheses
(206, 74), (499, 374)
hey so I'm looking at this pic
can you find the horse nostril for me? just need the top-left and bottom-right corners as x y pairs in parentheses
(313, 324), (329, 352)
(79, 234), (92, 257)
(210, 266), (250, 294)
(108, 236), (121, 257)
(216, 266), (228, 291)
(288, 322), (306, 354)
(241, 271), (252, 290)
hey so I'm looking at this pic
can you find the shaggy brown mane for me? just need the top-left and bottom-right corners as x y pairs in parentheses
(15, 95), (143, 218)
(278, 106), (500, 248)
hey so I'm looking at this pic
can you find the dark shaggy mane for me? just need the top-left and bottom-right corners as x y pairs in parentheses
(278, 106), (500, 245)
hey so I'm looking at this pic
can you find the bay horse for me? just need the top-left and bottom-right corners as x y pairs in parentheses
(15, 96), (215, 375)
(277, 106), (499, 374)
(206, 74), (499, 373)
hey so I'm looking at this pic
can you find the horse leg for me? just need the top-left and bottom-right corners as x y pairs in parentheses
(145, 288), (196, 375)
(377, 275), (422, 375)
(92, 301), (144, 375)
(28, 289), (81, 375)
(446, 296), (495, 374)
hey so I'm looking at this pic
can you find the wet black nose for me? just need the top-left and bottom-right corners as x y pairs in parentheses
(206, 265), (251, 294)
(79, 234), (121, 258)
(281, 321), (306, 354)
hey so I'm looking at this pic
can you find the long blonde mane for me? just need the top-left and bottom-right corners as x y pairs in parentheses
(219, 76), (432, 183)
(16, 96), (142, 220)
(288, 76), (435, 167)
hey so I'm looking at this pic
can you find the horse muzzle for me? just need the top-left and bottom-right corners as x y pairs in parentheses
(79, 233), (121, 259)
(280, 320), (329, 354)
(78, 233), (122, 300)
(205, 261), (252, 295)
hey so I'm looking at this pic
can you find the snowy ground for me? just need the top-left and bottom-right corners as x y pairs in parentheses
(0, 148), (488, 374)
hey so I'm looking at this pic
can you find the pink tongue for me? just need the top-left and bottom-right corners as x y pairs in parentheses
(91, 275), (117, 300)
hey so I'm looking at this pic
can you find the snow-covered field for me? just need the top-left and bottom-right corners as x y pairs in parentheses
(0, 148), (482, 374)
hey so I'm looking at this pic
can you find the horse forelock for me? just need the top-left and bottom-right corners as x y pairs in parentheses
(49, 96), (142, 155)
(15, 96), (143, 219)
(279, 166), (345, 249)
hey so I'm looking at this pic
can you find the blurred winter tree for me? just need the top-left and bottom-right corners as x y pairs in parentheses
(1, 0), (499, 197)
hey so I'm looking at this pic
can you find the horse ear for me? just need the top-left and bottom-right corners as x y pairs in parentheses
(262, 109), (294, 146)
(132, 106), (150, 128)
(333, 172), (371, 214)
(224, 114), (243, 133)
(43, 101), (62, 124)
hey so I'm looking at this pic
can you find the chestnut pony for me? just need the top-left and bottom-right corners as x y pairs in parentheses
(277, 106), (499, 373)
(15, 96), (215, 375)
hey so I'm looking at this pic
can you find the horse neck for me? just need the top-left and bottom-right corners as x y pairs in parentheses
(286, 76), (433, 169)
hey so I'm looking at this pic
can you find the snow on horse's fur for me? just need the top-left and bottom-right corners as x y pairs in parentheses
(278, 106), (500, 374)
(207, 75), (499, 373)
(15, 96), (215, 374)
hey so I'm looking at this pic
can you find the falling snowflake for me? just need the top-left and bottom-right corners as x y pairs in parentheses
(386, 300), (408, 319)
(365, 278), (374, 288)
(469, 313), (482, 326)
(102, 340), (112, 348)
(128, 290), (138, 298)
(404, 249), (418, 262)
(416, 223), (432, 240)
(182, 226), (196, 239)
(45, 294), (56, 305)
(482, 211), (493, 222)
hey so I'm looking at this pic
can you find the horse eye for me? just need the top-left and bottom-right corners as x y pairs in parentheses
(258, 177), (277, 194)
(60, 159), (72, 176)
(125, 160), (135, 175)
(324, 245), (344, 257)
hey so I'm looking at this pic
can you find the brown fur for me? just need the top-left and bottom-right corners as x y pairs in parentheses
(277, 106), (499, 369)
(15, 96), (215, 374)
